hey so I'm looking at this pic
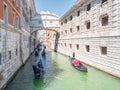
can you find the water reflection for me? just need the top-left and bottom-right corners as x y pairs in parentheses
(33, 77), (44, 90)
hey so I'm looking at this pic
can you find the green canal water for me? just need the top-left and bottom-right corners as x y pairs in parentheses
(5, 51), (120, 90)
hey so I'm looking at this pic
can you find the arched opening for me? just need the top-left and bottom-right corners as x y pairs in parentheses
(30, 28), (60, 52)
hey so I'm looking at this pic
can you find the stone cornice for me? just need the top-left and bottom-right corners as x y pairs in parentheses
(21, 28), (31, 35)
(60, 0), (88, 21)
(0, 21), (21, 34)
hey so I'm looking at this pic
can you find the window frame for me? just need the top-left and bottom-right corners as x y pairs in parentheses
(0, 53), (1, 65)
(70, 28), (72, 33)
(69, 44), (72, 49)
(4, 3), (8, 24)
(100, 46), (107, 56)
(87, 3), (91, 11)
(77, 26), (80, 31)
(76, 44), (79, 50)
(9, 51), (11, 59)
(16, 0), (19, 6)
(86, 21), (91, 29)
(77, 11), (80, 16)
(70, 16), (73, 21)
(64, 43), (66, 47)
(101, 15), (108, 26)
(85, 45), (90, 52)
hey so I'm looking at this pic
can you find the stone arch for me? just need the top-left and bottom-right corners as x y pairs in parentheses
(31, 27), (60, 35)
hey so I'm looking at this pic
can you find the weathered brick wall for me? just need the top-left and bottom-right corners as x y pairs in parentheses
(56, 0), (120, 78)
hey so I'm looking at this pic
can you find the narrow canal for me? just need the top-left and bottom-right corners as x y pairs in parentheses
(5, 50), (120, 90)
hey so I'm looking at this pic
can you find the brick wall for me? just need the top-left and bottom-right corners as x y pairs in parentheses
(0, 0), (20, 29)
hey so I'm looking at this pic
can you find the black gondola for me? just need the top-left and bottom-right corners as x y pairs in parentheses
(32, 60), (44, 77)
(69, 56), (87, 72)
(42, 49), (46, 56)
(35, 50), (38, 56)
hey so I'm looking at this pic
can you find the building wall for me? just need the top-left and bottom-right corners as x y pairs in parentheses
(21, 30), (30, 63)
(0, 0), (36, 89)
(57, 0), (120, 78)
(0, 21), (21, 89)
(0, 0), (20, 29)
(20, 0), (34, 61)
(29, 0), (36, 18)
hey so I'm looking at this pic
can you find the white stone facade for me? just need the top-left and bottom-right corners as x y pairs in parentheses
(0, 21), (22, 89)
(21, 30), (30, 63)
(57, 0), (120, 78)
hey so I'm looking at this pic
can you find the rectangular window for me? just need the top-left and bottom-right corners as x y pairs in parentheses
(87, 4), (91, 11)
(77, 26), (79, 31)
(13, 14), (15, 27)
(86, 45), (90, 52)
(4, 4), (8, 24)
(61, 22), (63, 26)
(70, 28), (72, 33)
(65, 19), (67, 23)
(76, 44), (79, 50)
(77, 11), (80, 16)
(9, 51), (11, 59)
(16, 49), (17, 56)
(100, 47), (107, 55)
(16, 0), (18, 6)
(70, 16), (72, 20)
(102, 16), (108, 26)
(102, 0), (107, 4)
(69, 44), (72, 48)
(86, 22), (90, 29)
(16, 17), (18, 28)
(65, 30), (67, 34)
(65, 43), (66, 47)
(0, 53), (1, 65)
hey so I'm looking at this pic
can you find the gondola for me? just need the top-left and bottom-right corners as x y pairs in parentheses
(69, 56), (87, 72)
(42, 49), (46, 56)
(32, 60), (44, 77)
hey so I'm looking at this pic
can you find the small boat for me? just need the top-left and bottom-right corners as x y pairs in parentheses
(35, 50), (38, 56)
(42, 49), (46, 56)
(32, 65), (41, 77)
(32, 60), (44, 77)
(69, 56), (87, 72)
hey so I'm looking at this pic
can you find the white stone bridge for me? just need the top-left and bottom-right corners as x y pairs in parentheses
(30, 11), (60, 51)
(30, 11), (60, 34)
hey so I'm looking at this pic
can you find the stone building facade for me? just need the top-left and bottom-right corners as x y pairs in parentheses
(58, 0), (120, 78)
(0, 0), (36, 89)
(0, 0), (21, 89)
(20, 0), (36, 63)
